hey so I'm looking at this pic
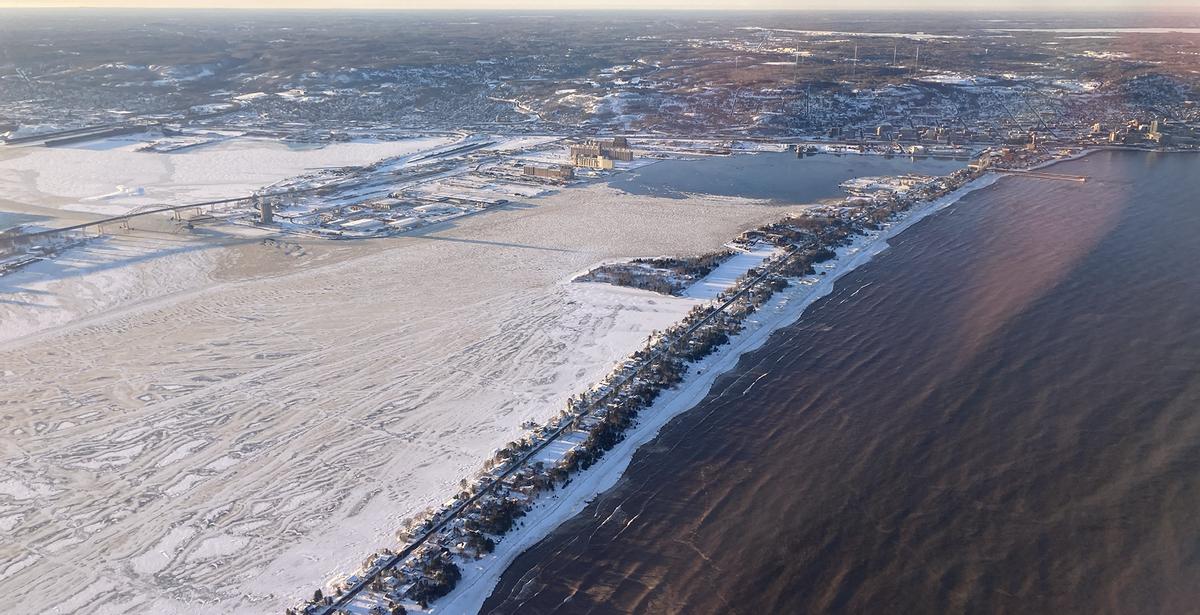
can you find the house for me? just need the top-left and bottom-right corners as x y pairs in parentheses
(341, 218), (387, 232)
(388, 217), (422, 231)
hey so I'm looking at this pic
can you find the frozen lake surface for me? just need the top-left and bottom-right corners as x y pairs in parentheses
(0, 147), (965, 614)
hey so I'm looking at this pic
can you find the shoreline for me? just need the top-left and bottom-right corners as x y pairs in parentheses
(1027, 147), (1098, 171)
(0, 160), (794, 615)
(433, 170), (1004, 614)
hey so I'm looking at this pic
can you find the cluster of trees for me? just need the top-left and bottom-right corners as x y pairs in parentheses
(405, 550), (462, 609)
(367, 602), (407, 615)
(460, 528), (497, 555)
(489, 436), (536, 466)
(575, 249), (735, 296)
(464, 496), (529, 535)
(631, 250), (732, 278)
(581, 267), (683, 295)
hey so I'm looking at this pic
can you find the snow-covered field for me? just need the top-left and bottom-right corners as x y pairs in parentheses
(917, 72), (998, 86)
(682, 242), (778, 300)
(0, 181), (789, 615)
(738, 26), (963, 40)
(0, 134), (455, 217)
(0, 232), (227, 343)
(990, 27), (1200, 34)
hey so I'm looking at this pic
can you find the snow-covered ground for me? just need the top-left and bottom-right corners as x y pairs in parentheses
(917, 72), (998, 86)
(990, 27), (1200, 34)
(0, 134), (456, 218)
(0, 182), (788, 615)
(738, 26), (964, 40)
(484, 135), (563, 153)
(0, 232), (227, 343)
(682, 242), (778, 300)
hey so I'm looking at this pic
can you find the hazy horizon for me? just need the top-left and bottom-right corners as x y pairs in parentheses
(2, 0), (1198, 13)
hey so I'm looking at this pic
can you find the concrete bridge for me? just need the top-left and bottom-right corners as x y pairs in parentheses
(0, 194), (258, 258)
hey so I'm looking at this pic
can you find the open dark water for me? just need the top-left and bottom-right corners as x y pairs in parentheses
(610, 152), (964, 201)
(483, 150), (1200, 614)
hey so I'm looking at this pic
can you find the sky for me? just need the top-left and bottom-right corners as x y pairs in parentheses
(0, 0), (1196, 10)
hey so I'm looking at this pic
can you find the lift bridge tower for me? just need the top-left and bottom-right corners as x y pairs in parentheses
(253, 194), (274, 224)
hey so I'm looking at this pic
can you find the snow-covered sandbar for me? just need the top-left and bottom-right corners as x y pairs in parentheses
(432, 172), (1003, 614)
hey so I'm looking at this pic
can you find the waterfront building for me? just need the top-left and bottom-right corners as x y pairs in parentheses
(572, 155), (615, 170)
(569, 138), (634, 163)
(523, 164), (575, 180)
